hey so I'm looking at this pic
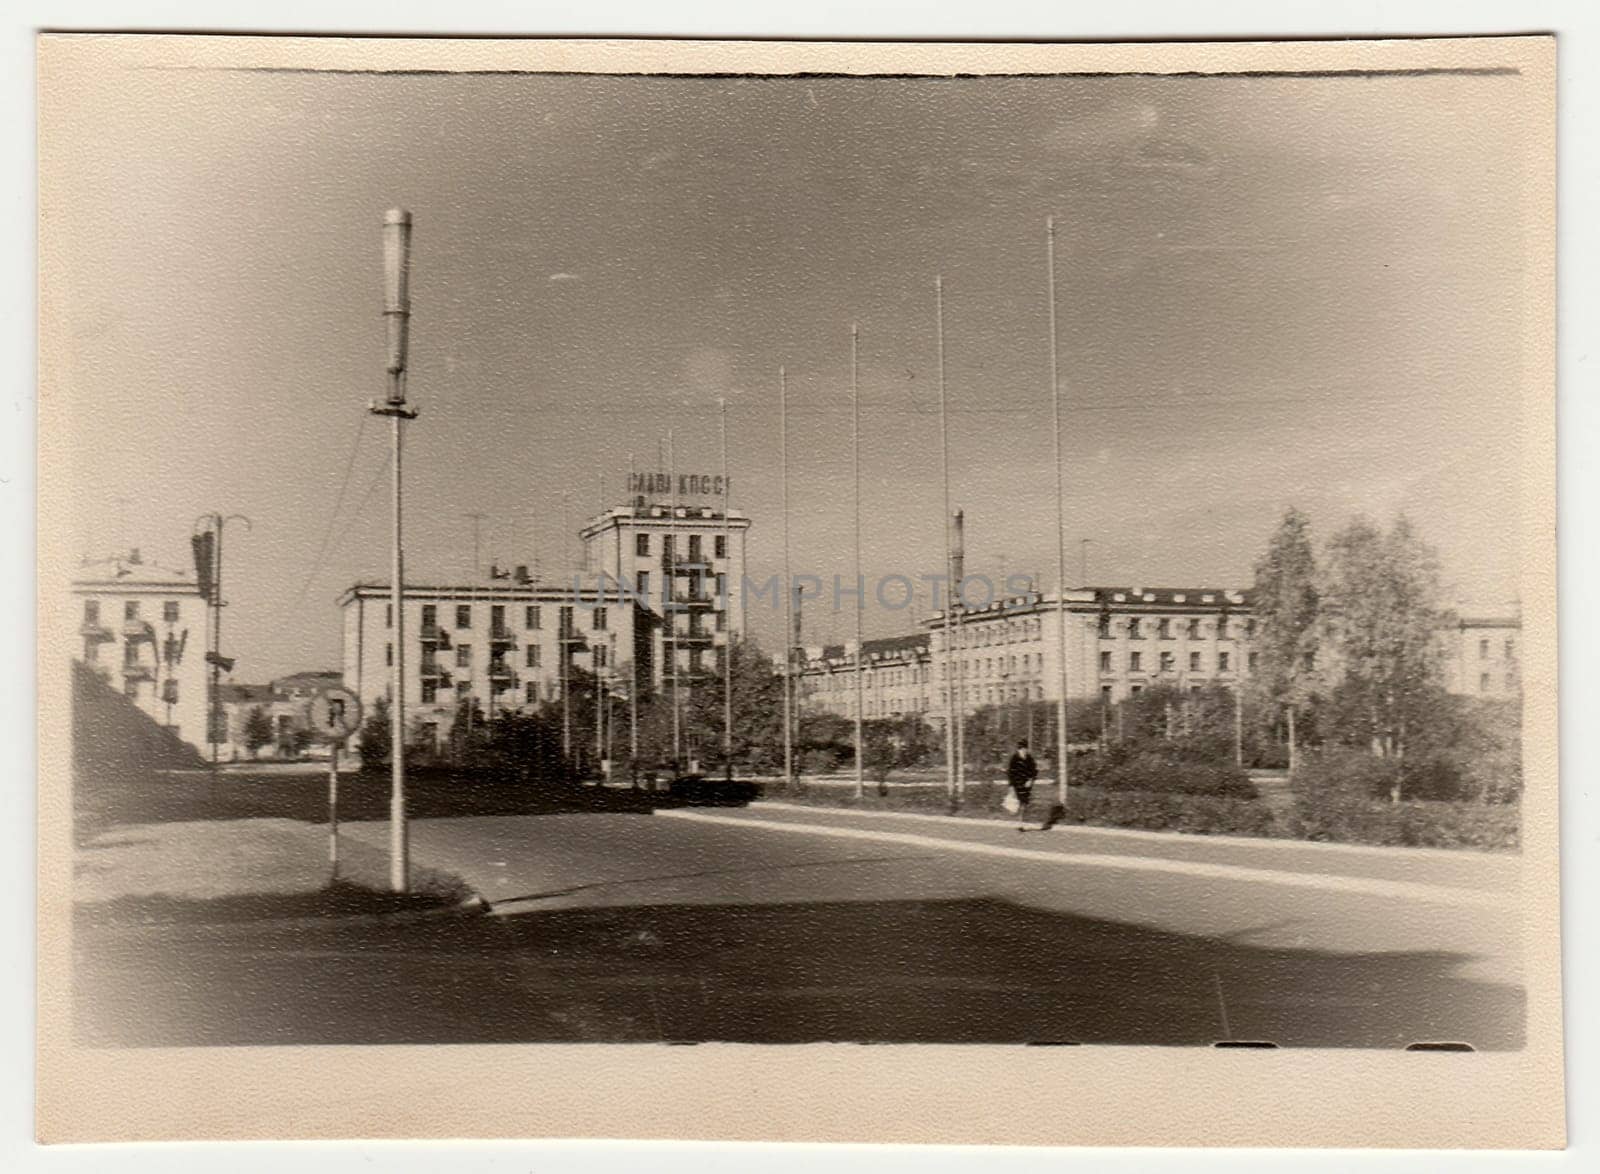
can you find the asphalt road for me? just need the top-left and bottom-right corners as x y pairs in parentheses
(75, 801), (1523, 1049)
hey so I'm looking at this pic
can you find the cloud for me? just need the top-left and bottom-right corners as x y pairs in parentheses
(547, 272), (581, 283)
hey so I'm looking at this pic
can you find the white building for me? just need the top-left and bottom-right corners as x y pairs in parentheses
(71, 549), (211, 751)
(1441, 613), (1521, 698)
(801, 585), (1259, 722)
(339, 496), (751, 746)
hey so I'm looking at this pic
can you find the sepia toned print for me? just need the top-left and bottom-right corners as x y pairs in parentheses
(36, 34), (1560, 1147)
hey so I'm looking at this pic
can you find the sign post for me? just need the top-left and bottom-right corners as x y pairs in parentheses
(306, 685), (363, 884)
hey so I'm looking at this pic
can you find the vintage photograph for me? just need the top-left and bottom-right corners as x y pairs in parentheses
(36, 34), (1560, 1146)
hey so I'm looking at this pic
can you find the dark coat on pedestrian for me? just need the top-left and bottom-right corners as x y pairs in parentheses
(1006, 748), (1038, 793)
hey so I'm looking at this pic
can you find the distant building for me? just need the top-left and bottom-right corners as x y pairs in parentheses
(339, 497), (751, 748)
(217, 671), (345, 760)
(801, 585), (1259, 722)
(70, 549), (209, 752)
(1441, 613), (1522, 698)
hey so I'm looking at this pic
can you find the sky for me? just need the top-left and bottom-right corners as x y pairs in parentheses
(47, 62), (1533, 680)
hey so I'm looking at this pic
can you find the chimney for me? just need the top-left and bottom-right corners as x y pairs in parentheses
(127, 547), (142, 565)
(514, 564), (530, 584)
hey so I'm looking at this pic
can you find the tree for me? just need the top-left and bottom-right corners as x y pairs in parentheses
(1319, 515), (1451, 800)
(1251, 507), (1321, 773)
(242, 705), (273, 759)
(358, 695), (391, 768)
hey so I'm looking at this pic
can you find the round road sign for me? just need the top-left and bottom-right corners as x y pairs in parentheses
(305, 685), (363, 742)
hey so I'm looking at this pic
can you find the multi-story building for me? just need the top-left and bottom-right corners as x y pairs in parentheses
(801, 585), (1258, 722)
(1441, 613), (1522, 698)
(339, 497), (751, 747)
(70, 549), (210, 751)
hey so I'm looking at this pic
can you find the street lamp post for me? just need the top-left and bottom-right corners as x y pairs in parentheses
(369, 208), (418, 894)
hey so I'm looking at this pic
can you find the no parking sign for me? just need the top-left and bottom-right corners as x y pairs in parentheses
(305, 684), (362, 743)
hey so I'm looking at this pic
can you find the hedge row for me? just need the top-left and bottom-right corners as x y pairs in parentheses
(772, 778), (1518, 849)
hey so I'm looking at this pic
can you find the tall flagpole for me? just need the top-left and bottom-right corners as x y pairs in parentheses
(851, 324), (866, 799)
(668, 427), (681, 770)
(780, 367), (795, 788)
(720, 397), (734, 784)
(1047, 216), (1071, 807)
(627, 450), (639, 786)
(936, 278), (958, 803)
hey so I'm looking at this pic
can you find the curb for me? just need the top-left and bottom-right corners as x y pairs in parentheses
(74, 890), (492, 940)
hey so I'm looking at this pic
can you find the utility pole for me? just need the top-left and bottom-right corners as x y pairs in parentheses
(1234, 683), (1245, 767)
(720, 397), (735, 786)
(369, 207), (417, 894)
(627, 450), (639, 786)
(668, 428), (681, 772)
(936, 278), (958, 804)
(780, 367), (794, 789)
(192, 511), (250, 778)
(1046, 217), (1072, 808)
(465, 512), (486, 576)
(851, 323), (865, 800)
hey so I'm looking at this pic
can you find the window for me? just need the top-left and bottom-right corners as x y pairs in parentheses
(594, 607), (608, 631)
(1159, 651), (1175, 672)
(1219, 651), (1231, 672)
(1479, 638), (1490, 659)
(1302, 651), (1316, 671)
(1190, 651), (1202, 672)
(1480, 672), (1490, 692)
(84, 640), (100, 663)
(1101, 684), (1113, 703)
(84, 600), (100, 624)
(1248, 651), (1259, 672)
(662, 535), (674, 560)
(163, 601), (180, 623)
(385, 642), (393, 666)
(491, 604), (506, 633)
(162, 679), (178, 704)
(1130, 684), (1144, 695)
(1127, 618), (1142, 639)
(715, 572), (726, 600)
(385, 603), (392, 628)
(1217, 616), (1230, 638)
(456, 644), (471, 667)
(1505, 639), (1515, 659)
(636, 570), (649, 597)
(559, 605), (574, 634)
(715, 535), (727, 559)
(716, 610), (726, 632)
(456, 680), (470, 698)
(526, 682), (538, 704)
(688, 534), (703, 561)
(456, 605), (471, 629)
(1246, 619), (1257, 638)
(525, 644), (541, 668)
(526, 605), (541, 629)
(421, 604), (437, 631)
(1187, 618), (1200, 639)
(1099, 651), (1112, 672)
(594, 646), (608, 668)
(1129, 651), (1143, 672)
(421, 680), (438, 704)
(1158, 618), (1172, 639)
(124, 600), (139, 621)
(635, 533), (650, 557)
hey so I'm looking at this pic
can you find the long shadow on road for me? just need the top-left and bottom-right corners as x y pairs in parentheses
(74, 892), (1523, 1051)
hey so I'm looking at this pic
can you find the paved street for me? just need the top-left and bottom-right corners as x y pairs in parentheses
(75, 801), (1523, 1049)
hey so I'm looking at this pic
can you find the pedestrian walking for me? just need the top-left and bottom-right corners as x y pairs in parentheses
(1005, 740), (1038, 830)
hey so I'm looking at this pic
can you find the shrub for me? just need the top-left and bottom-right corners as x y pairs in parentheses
(1288, 794), (1520, 850)
(1074, 748), (1258, 800)
(1068, 787), (1276, 837)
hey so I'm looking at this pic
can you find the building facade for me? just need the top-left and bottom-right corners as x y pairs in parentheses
(339, 500), (751, 746)
(70, 550), (210, 751)
(1441, 614), (1522, 698)
(801, 585), (1259, 722)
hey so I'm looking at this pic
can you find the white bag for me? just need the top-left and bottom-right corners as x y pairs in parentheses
(1002, 790), (1021, 815)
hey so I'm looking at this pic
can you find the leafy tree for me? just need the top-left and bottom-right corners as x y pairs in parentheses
(358, 695), (391, 768)
(1319, 515), (1451, 799)
(1251, 506), (1321, 772)
(679, 637), (790, 775)
(242, 705), (273, 759)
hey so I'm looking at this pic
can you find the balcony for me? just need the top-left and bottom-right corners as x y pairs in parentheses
(122, 619), (156, 642)
(79, 620), (115, 642)
(488, 662), (516, 683)
(670, 629), (716, 647)
(558, 629), (587, 648)
(489, 626), (515, 646)
(121, 662), (155, 682)
(670, 592), (717, 610)
(420, 623), (452, 649)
